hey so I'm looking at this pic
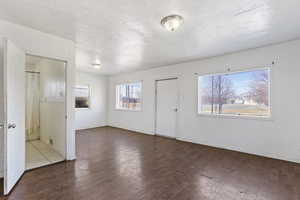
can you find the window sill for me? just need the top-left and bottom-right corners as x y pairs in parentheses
(197, 113), (273, 121)
(76, 108), (91, 111)
(115, 108), (142, 112)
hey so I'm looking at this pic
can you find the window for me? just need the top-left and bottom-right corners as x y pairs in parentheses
(198, 68), (270, 117)
(116, 82), (142, 111)
(75, 85), (90, 109)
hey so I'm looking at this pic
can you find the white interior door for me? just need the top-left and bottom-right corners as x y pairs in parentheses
(1, 38), (26, 195)
(155, 78), (178, 138)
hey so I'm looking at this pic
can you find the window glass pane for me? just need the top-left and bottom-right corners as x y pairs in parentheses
(75, 85), (90, 108)
(198, 69), (270, 117)
(116, 82), (142, 111)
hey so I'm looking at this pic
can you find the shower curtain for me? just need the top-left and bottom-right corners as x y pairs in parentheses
(26, 72), (40, 141)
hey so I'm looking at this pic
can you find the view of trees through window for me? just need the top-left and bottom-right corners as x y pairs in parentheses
(116, 82), (142, 111)
(198, 68), (270, 117)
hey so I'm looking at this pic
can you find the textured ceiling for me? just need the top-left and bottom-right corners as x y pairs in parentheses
(0, 0), (300, 75)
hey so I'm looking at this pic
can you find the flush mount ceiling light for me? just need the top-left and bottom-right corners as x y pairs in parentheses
(161, 14), (184, 32)
(91, 63), (101, 69)
(91, 58), (102, 69)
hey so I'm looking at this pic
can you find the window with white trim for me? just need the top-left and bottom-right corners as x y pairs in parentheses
(75, 85), (90, 109)
(116, 82), (142, 111)
(198, 68), (270, 117)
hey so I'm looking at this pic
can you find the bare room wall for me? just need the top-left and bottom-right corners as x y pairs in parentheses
(75, 71), (108, 130)
(108, 39), (300, 163)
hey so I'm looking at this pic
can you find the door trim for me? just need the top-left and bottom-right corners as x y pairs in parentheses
(154, 77), (179, 139)
(24, 54), (68, 167)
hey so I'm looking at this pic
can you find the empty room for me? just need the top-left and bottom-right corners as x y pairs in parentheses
(0, 0), (300, 200)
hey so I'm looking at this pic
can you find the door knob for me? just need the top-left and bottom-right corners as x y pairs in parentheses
(8, 123), (16, 129)
(0, 123), (4, 129)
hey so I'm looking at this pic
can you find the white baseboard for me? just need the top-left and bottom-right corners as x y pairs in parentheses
(108, 124), (154, 136)
(107, 125), (300, 164)
(75, 124), (108, 131)
(177, 136), (300, 164)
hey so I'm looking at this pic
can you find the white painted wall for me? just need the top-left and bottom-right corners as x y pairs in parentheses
(0, 19), (76, 177)
(38, 59), (66, 157)
(108, 39), (300, 164)
(75, 71), (108, 130)
(0, 39), (4, 177)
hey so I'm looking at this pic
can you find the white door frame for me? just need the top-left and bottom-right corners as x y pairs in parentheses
(1, 48), (69, 195)
(24, 53), (68, 162)
(154, 77), (179, 139)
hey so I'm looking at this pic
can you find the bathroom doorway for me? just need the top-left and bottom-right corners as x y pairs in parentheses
(25, 55), (66, 170)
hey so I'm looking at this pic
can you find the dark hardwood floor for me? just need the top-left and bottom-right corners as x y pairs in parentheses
(0, 178), (3, 196)
(1, 126), (300, 200)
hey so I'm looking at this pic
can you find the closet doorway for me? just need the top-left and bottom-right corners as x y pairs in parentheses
(25, 55), (66, 170)
(155, 78), (179, 138)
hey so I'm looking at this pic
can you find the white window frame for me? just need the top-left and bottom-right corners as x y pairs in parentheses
(115, 81), (143, 111)
(197, 67), (271, 120)
(75, 85), (91, 110)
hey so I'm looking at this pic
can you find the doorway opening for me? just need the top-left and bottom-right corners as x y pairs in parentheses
(25, 55), (66, 170)
(155, 78), (179, 138)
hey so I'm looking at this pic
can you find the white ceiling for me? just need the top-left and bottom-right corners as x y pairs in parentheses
(0, 0), (300, 75)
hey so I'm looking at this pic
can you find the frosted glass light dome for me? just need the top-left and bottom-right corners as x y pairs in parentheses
(161, 15), (184, 32)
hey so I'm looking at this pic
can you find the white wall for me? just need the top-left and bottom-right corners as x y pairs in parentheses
(0, 19), (76, 177)
(108, 39), (300, 164)
(0, 39), (4, 177)
(75, 71), (108, 130)
(38, 59), (66, 157)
